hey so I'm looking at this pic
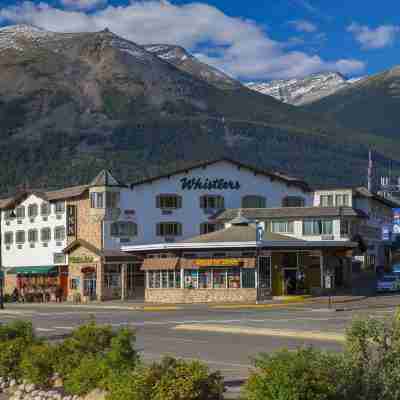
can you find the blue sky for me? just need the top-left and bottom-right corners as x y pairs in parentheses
(0, 0), (399, 81)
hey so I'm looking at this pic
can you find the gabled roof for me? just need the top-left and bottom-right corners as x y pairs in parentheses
(130, 158), (312, 192)
(182, 224), (302, 243)
(63, 239), (102, 256)
(90, 170), (126, 187)
(216, 207), (368, 221)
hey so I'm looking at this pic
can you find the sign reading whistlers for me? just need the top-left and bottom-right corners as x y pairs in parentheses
(194, 258), (242, 267)
(180, 177), (241, 190)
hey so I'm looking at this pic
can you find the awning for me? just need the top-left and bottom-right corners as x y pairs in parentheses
(141, 258), (180, 271)
(7, 266), (58, 275)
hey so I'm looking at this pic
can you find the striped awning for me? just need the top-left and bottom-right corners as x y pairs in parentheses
(141, 258), (180, 271)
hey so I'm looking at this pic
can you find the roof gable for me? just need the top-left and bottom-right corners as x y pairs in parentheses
(90, 170), (125, 187)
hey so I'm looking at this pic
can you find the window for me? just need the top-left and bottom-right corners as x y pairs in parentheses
(200, 195), (225, 210)
(67, 205), (77, 236)
(28, 204), (38, 218)
(55, 201), (65, 214)
(156, 194), (182, 209)
(320, 195), (334, 207)
(242, 195), (266, 208)
(28, 229), (38, 243)
(4, 210), (14, 220)
(336, 194), (350, 207)
(70, 278), (80, 290)
(227, 267), (241, 288)
(4, 232), (13, 245)
(156, 222), (182, 237)
(106, 192), (120, 208)
(271, 220), (294, 234)
(90, 192), (105, 209)
(198, 269), (212, 288)
(242, 269), (256, 288)
(41, 202), (51, 216)
(41, 228), (51, 242)
(54, 253), (66, 264)
(213, 269), (227, 288)
(200, 223), (220, 235)
(303, 220), (333, 236)
(282, 196), (305, 207)
(341, 220), (352, 236)
(148, 270), (180, 289)
(54, 226), (66, 241)
(16, 230), (25, 244)
(184, 270), (198, 289)
(111, 222), (138, 237)
(16, 206), (25, 219)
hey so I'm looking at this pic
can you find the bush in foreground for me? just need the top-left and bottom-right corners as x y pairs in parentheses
(242, 347), (344, 400)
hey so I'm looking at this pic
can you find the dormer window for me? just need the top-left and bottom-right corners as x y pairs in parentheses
(55, 201), (65, 214)
(320, 195), (334, 207)
(41, 203), (51, 216)
(28, 204), (38, 218)
(90, 192), (104, 209)
(336, 194), (350, 207)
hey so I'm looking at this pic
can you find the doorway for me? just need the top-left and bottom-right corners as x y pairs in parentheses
(257, 256), (272, 301)
(283, 268), (298, 295)
(83, 272), (97, 300)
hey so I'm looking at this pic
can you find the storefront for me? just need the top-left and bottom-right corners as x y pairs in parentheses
(123, 218), (357, 304)
(6, 265), (68, 302)
(64, 239), (143, 302)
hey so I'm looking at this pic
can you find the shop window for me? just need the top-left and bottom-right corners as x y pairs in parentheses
(70, 278), (80, 290)
(16, 230), (25, 244)
(111, 222), (138, 237)
(320, 195), (334, 207)
(303, 220), (333, 236)
(156, 194), (182, 209)
(4, 232), (13, 245)
(149, 271), (161, 288)
(156, 222), (182, 237)
(16, 206), (25, 219)
(242, 269), (256, 288)
(28, 229), (38, 243)
(90, 192), (104, 209)
(227, 267), (241, 288)
(213, 269), (227, 289)
(242, 195), (266, 209)
(200, 195), (225, 210)
(54, 226), (66, 241)
(41, 227), (51, 242)
(148, 270), (180, 289)
(271, 220), (294, 234)
(184, 270), (198, 289)
(28, 204), (38, 218)
(198, 269), (212, 289)
(104, 273), (121, 289)
(282, 196), (305, 207)
(168, 271), (175, 288)
(41, 202), (51, 216)
(55, 201), (65, 214)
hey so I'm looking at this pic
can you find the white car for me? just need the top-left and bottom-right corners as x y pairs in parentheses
(377, 275), (400, 292)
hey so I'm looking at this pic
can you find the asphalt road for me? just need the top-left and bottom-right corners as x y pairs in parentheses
(0, 301), (398, 382)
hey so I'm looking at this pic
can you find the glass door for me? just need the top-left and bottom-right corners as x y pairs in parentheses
(257, 256), (272, 301)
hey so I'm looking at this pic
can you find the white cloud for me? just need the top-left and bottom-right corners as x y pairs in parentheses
(0, 0), (366, 80)
(289, 19), (317, 33)
(348, 22), (400, 49)
(60, 0), (107, 11)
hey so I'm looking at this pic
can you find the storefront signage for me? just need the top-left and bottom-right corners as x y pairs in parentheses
(194, 258), (242, 267)
(81, 266), (96, 274)
(180, 177), (241, 191)
(70, 256), (94, 264)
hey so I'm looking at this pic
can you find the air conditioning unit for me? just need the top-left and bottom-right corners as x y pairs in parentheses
(162, 209), (173, 215)
(165, 236), (175, 243)
(321, 235), (335, 241)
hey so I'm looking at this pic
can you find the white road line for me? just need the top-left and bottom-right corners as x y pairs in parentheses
(141, 336), (210, 345)
(53, 326), (75, 330)
(36, 328), (55, 332)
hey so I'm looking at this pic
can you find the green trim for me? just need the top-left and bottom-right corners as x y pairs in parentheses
(7, 266), (58, 275)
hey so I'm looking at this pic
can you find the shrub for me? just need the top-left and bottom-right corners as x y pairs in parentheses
(106, 368), (151, 400)
(242, 347), (343, 400)
(64, 356), (111, 396)
(0, 338), (28, 379)
(20, 343), (55, 387)
(0, 320), (35, 342)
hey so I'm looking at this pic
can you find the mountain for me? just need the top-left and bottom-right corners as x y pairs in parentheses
(0, 24), (398, 193)
(304, 66), (400, 140)
(144, 44), (241, 90)
(246, 72), (363, 105)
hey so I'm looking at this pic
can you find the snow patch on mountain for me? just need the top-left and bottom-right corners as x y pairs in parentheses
(246, 72), (362, 105)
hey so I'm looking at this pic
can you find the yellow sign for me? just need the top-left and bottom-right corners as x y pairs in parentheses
(193, 258), (242, 267)
(70, 256), (94, 264)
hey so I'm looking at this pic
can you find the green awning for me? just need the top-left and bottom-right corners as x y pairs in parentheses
(7, 266), (58, 275)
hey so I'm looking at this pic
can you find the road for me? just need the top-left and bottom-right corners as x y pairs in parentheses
(0, 300), (398, 382)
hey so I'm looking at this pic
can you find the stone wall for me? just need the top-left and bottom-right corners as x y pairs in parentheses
(145, 288), (257, 304)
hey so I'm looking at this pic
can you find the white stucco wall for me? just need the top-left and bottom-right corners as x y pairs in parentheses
(103, 160), (312, 248)
(1, 194), (67, 268)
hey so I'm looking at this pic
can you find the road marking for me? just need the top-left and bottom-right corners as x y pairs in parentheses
(36, 327), (56, 332)
(53, 326), (75, 330)
(173, 324), (345, 343)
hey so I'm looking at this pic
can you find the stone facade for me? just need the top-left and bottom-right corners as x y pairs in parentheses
(145, 288), (257, 304)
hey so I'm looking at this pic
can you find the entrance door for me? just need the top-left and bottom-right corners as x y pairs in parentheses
(284, 269), (297, 295)
(257, 256), (272, 301)
(83, 273), (97, 299)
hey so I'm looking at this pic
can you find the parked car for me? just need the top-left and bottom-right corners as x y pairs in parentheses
(377, 275), (400, 292)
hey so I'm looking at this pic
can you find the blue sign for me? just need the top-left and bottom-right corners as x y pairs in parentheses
(256, 223), (265, 242)
(393, 208), (400, 235)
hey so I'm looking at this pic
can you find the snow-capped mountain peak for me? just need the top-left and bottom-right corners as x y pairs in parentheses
(246, 72), (362, 106)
